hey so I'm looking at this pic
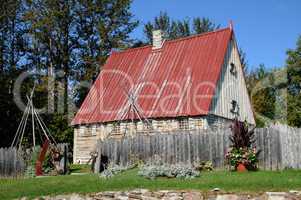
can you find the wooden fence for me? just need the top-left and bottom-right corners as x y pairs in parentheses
(0, 147), (25, 177)
(0, 143), (69, 177)
(95, 125), (301, 171)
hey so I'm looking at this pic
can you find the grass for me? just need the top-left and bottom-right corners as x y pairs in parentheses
(69, 164), (92, 174)
(1, 169), (301, 200)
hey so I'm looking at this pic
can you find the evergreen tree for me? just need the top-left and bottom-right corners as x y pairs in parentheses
(286, 36), (301, 127)
(193, 17), (219, 34)
(0, 0), (138, 147)
(73, 0), (138, 107)
(0, 0), (32, 147)
(143, 12), (219, 43)
(0, 0), (27, 71)
(23, 0), (77, 114)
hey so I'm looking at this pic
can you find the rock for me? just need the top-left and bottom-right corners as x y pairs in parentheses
(183, 191), (203, 200)
(265, 192), (288, 200)
(216, 194), (240, 200)
(211, 188), (221, 192)
(128, 193), (142, 199)
(140, 196), (159, 200)
(162, 192), (183, 200)
(102, 192), (116, 198)
(116, 195), (129, 200)
(151, 192), (165, 198)
(23, 190), (301, 200)
(288, 190), (301, 196)
(114, 192), (129, 200)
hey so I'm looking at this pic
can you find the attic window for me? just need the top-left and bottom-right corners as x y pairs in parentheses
(179, 118), (189, 130)
(230, 63), (237, 75)
(230, 100), (239, 114)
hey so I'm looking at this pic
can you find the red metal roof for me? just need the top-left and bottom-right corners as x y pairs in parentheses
(72, 27), (233, 125)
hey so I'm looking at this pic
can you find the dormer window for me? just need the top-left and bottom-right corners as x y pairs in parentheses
(230, 63), (237, 75)
(230, 100), (239, 114)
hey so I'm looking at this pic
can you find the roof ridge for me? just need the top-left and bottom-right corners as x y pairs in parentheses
(112, 44), (151, 54)
(166, 27), (231, 44)
(112, 27), (231, 55)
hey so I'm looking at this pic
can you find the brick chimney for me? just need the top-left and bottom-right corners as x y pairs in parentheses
(152, 30), (164, 50)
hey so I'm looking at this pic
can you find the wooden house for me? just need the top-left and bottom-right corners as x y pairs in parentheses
(71, 25), (255, 163)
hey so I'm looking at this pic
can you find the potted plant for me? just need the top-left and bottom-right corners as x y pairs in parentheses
(226, 119), (260, 171)
(226, 147), (259, 171)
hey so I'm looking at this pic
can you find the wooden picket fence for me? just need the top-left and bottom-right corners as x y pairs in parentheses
(0, 147), (25, 177)
(0, 143), (69, 177)
(95, 125), (301, 171)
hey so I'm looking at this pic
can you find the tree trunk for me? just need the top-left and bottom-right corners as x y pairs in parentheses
(48, 38), (55, 113)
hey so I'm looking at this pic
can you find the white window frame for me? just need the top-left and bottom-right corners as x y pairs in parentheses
(179, 118), (189, 130)
(91, 125), (97, 136)
(111, 123), (121, 135)
(79, 126), (85, 137)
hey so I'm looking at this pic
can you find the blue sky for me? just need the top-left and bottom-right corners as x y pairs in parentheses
(130, 0), (301, 70)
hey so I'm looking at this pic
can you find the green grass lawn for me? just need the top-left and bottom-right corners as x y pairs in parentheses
(1, 169), (301, 200)
(69, 164), (92, 174)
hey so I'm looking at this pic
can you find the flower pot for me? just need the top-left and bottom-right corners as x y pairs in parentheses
(236, 163), (247, 172)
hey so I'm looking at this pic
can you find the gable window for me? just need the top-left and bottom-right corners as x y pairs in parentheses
(179, 118), (189, 130)
(230, 63), (237, 75)
(230, 100), (239, 114)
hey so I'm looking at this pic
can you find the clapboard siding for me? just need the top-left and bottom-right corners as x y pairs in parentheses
(210, 37), (255, 125)
(95, 125), (301, 172)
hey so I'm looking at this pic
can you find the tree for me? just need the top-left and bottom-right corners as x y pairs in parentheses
(252, 87), (276, 119)
(73, 0), (138, 107)
(143, 12), (219, 43)
(239, 48), (248, 73)
(193, 17), (220, 34)
(287, 36), (301, 95)
(0, 0), (33, 147)
(23, 0), (78, 114)
(0, 0), (27, 71)
(286, 35), (301, 127)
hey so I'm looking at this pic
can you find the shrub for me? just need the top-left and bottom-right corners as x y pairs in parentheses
(24, 165), (36, 178)
(138, 164), (200, 179)
(194, 161), (213, 171)
(99, 164), (131, 179)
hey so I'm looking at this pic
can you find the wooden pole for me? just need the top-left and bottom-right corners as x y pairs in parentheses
(31, 99), (36, 147)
